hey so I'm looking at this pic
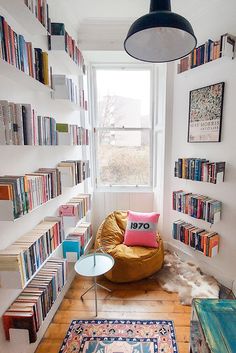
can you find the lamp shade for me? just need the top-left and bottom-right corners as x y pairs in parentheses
(124, 0), (197, 63)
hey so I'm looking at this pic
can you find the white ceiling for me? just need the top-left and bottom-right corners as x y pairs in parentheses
(51, 0), (236, 53)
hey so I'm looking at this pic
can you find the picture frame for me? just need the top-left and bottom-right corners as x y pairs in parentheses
(187, 82), (225, 143)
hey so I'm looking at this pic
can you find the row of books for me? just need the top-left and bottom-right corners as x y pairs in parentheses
(49, 22), (85, 73)
(0, 168), (62, 219)
(172, 191), (221, 224)
(0, 15), (50, 85)
(59, 194), (91, 229)
(63, 222), (92, 260)
(174, 158), (226, 184)
(0, 100), (89, 145)
(24, 0), (51, 33)
(57, 160), (90, 188)
(173, 220), (219, 257)
(178, 33), (236, 73)
(3, 258), (67, 343)
(0, 218), (64, 288)
(52, 74), (80, 105)
(57, 124), (89, 146)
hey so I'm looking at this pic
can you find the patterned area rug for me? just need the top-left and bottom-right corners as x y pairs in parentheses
(59, 319), (178, 353)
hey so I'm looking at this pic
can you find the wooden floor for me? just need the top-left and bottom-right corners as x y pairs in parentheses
(36, 275), (191, 353)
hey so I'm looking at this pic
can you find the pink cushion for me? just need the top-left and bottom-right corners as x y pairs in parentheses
(123, 211), (160, 247)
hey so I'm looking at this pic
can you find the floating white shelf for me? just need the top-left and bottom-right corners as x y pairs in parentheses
(0, 58), (52, 93)
(49, 50), (83, 76)
(0, 195), (61, 222)
(50, 97), (82, 111)
(0, 0), (48, 35)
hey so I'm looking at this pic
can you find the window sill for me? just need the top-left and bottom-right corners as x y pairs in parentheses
(95, 186), (154, 193)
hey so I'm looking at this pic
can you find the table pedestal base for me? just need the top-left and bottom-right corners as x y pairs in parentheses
(80, 277), (111, 316)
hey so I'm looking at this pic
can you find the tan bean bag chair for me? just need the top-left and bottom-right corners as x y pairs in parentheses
(95, 210), (164, 283)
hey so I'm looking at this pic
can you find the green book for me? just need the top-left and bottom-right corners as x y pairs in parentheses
(56, 124), (69, 133)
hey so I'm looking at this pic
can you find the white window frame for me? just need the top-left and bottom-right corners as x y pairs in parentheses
(89, 63), (156, 192)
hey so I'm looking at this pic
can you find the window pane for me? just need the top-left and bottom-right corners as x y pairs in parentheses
(97, 130), (151, 186)
(96, 69), (151, 128)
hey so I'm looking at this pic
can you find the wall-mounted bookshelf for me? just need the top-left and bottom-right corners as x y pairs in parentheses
(177, 33), (236, 74)
(172, 190), (222, 224)
(172, 219), (219, 257)
(0, 0), (51, 35)
(174, 158), (226, 184)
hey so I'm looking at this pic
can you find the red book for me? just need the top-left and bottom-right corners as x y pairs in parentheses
(3, 19), (11, 63)
(3, 310), (37, 343)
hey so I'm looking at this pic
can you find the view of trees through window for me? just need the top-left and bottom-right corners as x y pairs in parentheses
(94, 68), (152, 187)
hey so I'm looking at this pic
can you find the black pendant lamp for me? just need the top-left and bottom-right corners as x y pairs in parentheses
(124, 0), (197, 63)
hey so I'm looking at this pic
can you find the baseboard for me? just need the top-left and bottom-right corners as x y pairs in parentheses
(164, 240), (234, 290)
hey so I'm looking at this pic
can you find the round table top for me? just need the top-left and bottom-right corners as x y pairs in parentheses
(74, 252), (114, 277)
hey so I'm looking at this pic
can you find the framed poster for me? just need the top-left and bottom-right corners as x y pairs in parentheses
(188, 82), (225, 142)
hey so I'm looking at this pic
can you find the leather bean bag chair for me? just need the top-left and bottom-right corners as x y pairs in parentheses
(95, 210), (164, 283)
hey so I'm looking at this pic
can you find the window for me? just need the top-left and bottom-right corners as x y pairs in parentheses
(92, 66), (153, 189)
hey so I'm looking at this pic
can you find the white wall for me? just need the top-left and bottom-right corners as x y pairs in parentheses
(162, 57), (236, 287)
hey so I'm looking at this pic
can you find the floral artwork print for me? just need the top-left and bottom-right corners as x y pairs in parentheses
(59, 319), (178, 353)
(188, 82), (225, 142)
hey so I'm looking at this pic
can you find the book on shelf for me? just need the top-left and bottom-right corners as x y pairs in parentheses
(59, 194), (91, 229)
(172, 220), (219, 257)
(48, 22), (85, 73)
(66, 222), (92, 255)
(0, 217), (64, 288)
(57, 160), (90, 187)
(172, 190), (222, 224)
(3, 258), (67, 343)
(51, 74), (79, 105)
(56, 123), (89, 146)
(0, 168), (62, 220)
(177, 33), (236, 73)
(174, 158), (225, 184)
(0, 15), (51, 85)
(24, 0), (51, 32)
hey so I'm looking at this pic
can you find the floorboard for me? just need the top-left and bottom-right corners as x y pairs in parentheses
(36, 275), (191, 353)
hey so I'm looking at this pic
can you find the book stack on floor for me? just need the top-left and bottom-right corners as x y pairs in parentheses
(174, 158), (226, 183)
(178, 33), (236, 73)
(57, 160), (90, 187)
(59, 194), (91, 230)
(63, 222), (92, 261)
(0, 168), (62, 220)
(48, 22), (84, 73)
(2, 258), (67, 343)
(173, 220), (219, 257)
(51, 74), (79, 104)
(0, 217), (64, 288)
(172, 191), (222, 224)
(24, 0), (51, 32)
(0, 15), (50, 85)
(56, 123), (89, 146)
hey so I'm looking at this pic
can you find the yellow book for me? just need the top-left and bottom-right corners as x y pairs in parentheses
(42, 52), (49, 86)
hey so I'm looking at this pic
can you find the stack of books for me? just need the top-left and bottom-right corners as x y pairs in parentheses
(3, 258), (67, 343)
(0, 16), (50, 85)
(63, 222), (92, 260)
(24, 0), (51, 32)
(0, 168), (62, 219)
(57, 160), (90, 187)
(0, 218), (64, 287)
(56, 123), (89, 146)
(48, 22), (84, 73)
(51, 75), (79, 104)
(174, 158), (226, 184)
(172, 191), (221, 224)
(59, 194), (91, 229)
(173, 220), (220, 257)
(178, 33), (236, 73)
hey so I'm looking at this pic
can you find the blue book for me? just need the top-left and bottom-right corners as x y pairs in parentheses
(62, 240), (81, 261)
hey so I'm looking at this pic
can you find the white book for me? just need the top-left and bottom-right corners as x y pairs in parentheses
(0, 103), (6, 145)
(0, 100), (12, 144)
(50, 35), (66, 50)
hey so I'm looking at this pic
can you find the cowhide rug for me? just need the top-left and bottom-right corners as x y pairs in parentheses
(152, 251), (220, 305)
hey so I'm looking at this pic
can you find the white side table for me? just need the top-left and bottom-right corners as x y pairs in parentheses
(74, 252), (114, 316)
